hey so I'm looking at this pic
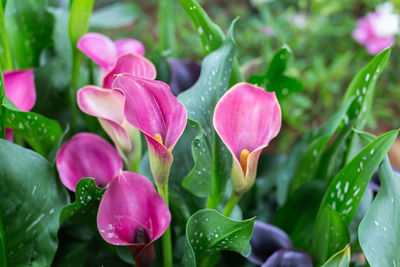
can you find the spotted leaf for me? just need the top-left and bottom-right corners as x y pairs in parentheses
(316, 129), (398, 226)
(2, 97), (62, 156)
(183, 209), (254, 266)
(60, 178), (105, 226)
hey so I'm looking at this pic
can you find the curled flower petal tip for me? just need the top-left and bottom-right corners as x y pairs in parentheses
(97, 171), (171, 265)
(112, 74), (187, 184)
(56, 133), (122, 191)
(102, 54), (157, 89)
(214, 82), (281, 194)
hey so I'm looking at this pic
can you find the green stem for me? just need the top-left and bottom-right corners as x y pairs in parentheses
(206, 134), (221, 209)
(222, 192), (241, 217)
(157, 184), (173, 267)
(0, 2), (13, 71)
(158, 0), (175, 55)
(69, 48), (81, 133)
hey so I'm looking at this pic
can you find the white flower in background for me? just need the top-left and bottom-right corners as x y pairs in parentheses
(374, 1), (400, 37)
(353, 1), (400, 54)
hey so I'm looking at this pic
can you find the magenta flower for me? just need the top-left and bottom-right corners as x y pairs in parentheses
(3, 69), (36, 141)
(213, 82), (281, 195)
(353, 4), (399, 54)
(56, 133), (122, 191)
(112, 74), (187, 185)
(77, 34), (156, 170)
(97, 171), (171, 266)
(77, 32), (145, 71)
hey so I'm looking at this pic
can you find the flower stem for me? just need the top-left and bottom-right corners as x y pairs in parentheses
(222, 192), (241, 217)
(157, 184), (173, 267)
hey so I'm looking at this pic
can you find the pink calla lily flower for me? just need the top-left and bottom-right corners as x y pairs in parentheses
(112, 74), (187, 185)
(213, 82), (281, 195)
(56, 133), (122, 191)
(77, 44), (156, 171)
(3, 69), (36, 141)
(97, 171), (171, 267)
(77, 32), (145, 71)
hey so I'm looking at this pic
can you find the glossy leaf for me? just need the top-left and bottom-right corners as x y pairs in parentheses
(316, 129), (398, 226)
(321, 245), (350, 267)
(177, 0), (242, 84)
(0, 139), (69, 266)
(60, 178), (105, 226)
(310, 206), (350, 265)
(69, 0), (95, 46)
(248, 45), (302, 100)
(178, 21), (236, 204)
(358, 135), (400, 267)
(4, 0), (54, 68)
(90, 2), (139, 29)
(183, 209), (254, 266)
(0, 2), (12, 70)
(3, 97), (63, 156)
(341, 47), (390, 163)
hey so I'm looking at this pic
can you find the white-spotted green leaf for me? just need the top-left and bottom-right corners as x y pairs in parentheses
(178, 21), (236, 205)
(183, 209), (254, 266)
(2, 97), (63, 156)
(177, 0), (242, 84)
(321, 245), (350, 267)
(316, 129), (398, 226)
(356, 131), (400, 267)
(341, 47), (390, 163)
(60, 178), (105, 226)
(0, 139), (69, 266)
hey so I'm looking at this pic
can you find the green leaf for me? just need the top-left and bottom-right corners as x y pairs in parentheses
(60, 178), (105, 226)
(248, 45), (302, 100)
(0, 139), (69, 266)
(3, 98), (63, 156)
(0, 2), (12, 70)
(310, 206), (350, 265)
(158, 0), (175, 54)
(69, 0), (95, 46)
(341, 47), (391, 163)
(0, 72), (5, 139)
(183, 209), (254, 266)
(316, 129), (398, 226)
(358, 141), (400, 266)
(90, 2), (139, 29)
(0, 210), (7, 267)
(178, 21), (236, 206)
(321, 245), (350, 267)
(4, 0), (54, 68)
(274, 181), (326, 250)
(177, 0), (242, 84)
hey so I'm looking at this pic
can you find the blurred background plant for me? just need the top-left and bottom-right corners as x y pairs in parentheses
(25, 0), (400, 164)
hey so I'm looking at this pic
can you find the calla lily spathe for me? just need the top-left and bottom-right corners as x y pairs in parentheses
(112, 74), (187, 185)
(213, 82), (281, 195)
(56, 133), (122, 191)
(77, 35), (156, 170)
(97, 171), (171, 267)
(77, 32), (145, 71)
(3, 69), (36, 141)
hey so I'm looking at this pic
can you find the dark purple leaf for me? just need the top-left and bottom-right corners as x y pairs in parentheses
(168, 59), (201, 95)
(262, 249), (313, 267)
(247, 221), (293, 265)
